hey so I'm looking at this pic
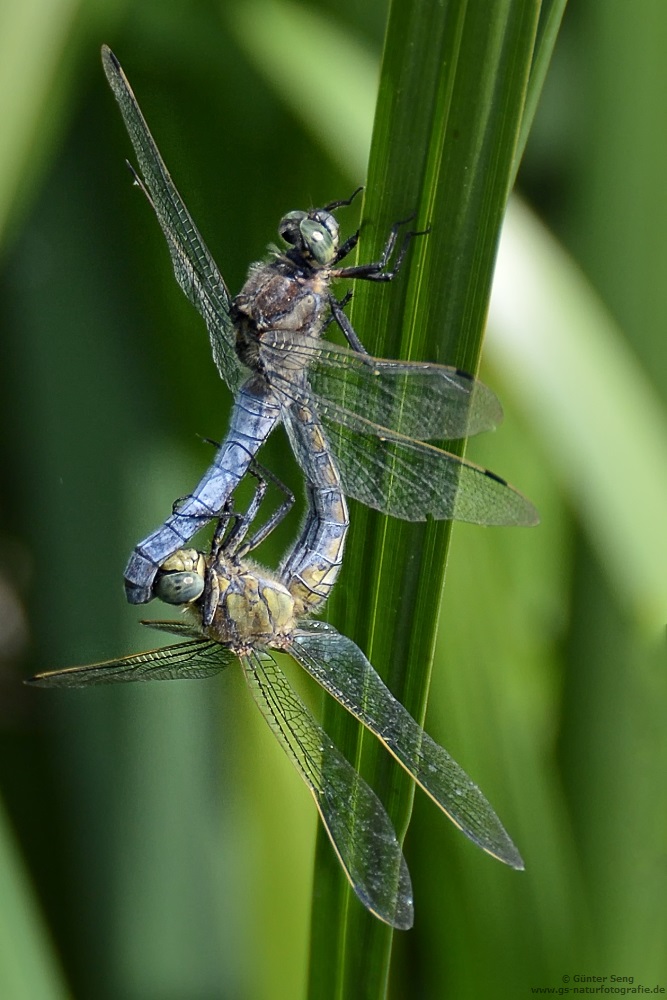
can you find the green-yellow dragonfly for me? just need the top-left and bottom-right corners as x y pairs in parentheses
(29, 473), (523, 929)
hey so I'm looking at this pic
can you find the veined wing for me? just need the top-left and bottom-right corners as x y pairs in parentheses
(143, 619), (208, 640)
(291, 623), (524, 870)
(283, 401), (538, 526)
(263, 335), (503, 440)
(26, 638), (230, 687)
(101, 46), (243, 392)
(241, 649), (414, 929)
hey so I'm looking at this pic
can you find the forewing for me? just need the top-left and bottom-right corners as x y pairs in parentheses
(241, 649), (414, 929)
(265, 336), (503, 439)
(26, 639), (230, 687)
(283, 401), (538, 526)
(292, 624), (524, 870)
(101, 46), (242, 391)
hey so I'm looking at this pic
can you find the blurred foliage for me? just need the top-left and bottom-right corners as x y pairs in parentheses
(0, 1), (665, 999)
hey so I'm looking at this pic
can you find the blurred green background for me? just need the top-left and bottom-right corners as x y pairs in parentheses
(1, 1), (666, 998)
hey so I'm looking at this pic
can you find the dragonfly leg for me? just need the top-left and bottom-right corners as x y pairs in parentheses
(327, 291), (368, 354)
(208, 460), (296, 560)
(213, 473), (268, 556)
(333, 229), (360, 262)
(209, 495), (244, 558)
(321, 290), (353, 333)
(235, 467), (295, 558)
(332, 216), (429, 282)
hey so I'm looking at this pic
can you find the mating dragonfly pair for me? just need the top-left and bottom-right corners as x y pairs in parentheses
(28, 46), (537, 929)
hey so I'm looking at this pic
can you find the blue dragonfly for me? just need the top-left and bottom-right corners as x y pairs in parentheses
(101, 46), (537, 606)
(28, 469), (523, 929)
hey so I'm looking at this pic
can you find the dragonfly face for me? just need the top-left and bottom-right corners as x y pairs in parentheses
(155, 549), (206, 604)
(278, 208), (340, 267)
(101, 45), (538, 605)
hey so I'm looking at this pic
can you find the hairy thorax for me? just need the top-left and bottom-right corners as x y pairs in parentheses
(233, 255), (331, 377)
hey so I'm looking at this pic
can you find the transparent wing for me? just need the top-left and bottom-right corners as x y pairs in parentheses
(241, 649), (414, 929)
(283, 401), (538, 526)
(264, 335), (503, 439)
(101, 46), (243, 391)
(26, 638), (231, 687)
(291, 624), (524, 869)
(141, 619), (208, 640)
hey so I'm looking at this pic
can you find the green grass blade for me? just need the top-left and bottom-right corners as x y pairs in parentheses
(306, 2), (550, 996)
(514, 0), (568, 176)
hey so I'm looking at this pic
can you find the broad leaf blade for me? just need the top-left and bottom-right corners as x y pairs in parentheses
(308, 2), (558, 996)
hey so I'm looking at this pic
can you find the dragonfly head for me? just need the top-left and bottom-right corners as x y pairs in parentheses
(155, 549), (206, 604)
(278, 208), (339, 267)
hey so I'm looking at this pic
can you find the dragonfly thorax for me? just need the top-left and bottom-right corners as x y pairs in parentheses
(156, 546), (299, 650)
(233, 258), (331, 375)
(204, 559), (298, 652)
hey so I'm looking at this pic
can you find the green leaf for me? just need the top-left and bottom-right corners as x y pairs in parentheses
(302, 2), (561, 996)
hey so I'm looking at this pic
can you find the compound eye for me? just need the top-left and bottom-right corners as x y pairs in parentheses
(278, 210), (307, 246)
(312, 210), (340, 242)
(155, 550), (206, 605)
(155, 570), (205, 605)
(300, 219), (336, 265)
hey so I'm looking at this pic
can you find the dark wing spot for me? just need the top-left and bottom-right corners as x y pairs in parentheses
(482, 467), (509, 487)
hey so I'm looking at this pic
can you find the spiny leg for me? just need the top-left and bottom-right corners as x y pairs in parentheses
(327, 291), (368, 354)
(332, 215), (429, 280)
(233, 463), (296, 559)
